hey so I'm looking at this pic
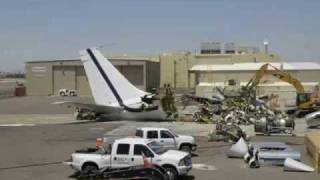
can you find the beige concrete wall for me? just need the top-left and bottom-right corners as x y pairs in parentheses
(160, 52), (193, 88)
(26, 60), (82, 96)
(194, 54), (233, 65)
(53, 66), (76, 94)
(198, 71), (252, 84)
(195, 70), (319, 85)
(194, 68), (320, 108)
(295, 70), (320, 82)
(160, 54), (175, 87)
(146, 61), (160, 91)
(160, 52), (279, 89)
(26, 62), (53, 96)
(233, 53), (279, 63)
(76, 67), (92, 96)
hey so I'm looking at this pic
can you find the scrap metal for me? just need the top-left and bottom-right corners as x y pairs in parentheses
(181, 86), (295, 139)
(244, 142), (301, 168)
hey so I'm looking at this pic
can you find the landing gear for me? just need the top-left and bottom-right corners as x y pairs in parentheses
(74, 108), (96, 120)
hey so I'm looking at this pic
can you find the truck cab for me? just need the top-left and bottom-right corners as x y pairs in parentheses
(135, 127), (197, 153)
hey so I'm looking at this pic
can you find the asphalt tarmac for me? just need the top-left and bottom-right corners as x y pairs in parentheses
(0, 121), (319, 180)
(0, 96), (319, 180)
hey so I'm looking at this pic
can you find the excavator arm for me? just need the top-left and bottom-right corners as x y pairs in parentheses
(245, 63), (314, 109)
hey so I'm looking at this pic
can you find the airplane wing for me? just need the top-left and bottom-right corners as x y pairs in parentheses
(52, 101), (123, 114)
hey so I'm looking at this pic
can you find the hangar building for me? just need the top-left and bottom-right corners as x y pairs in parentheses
(25, 42), (320, 107)
(25, 57), (159, 96)
(190, 62), (320, 100)
(160, 43), (280, 89)
(159, 42), (320, 107)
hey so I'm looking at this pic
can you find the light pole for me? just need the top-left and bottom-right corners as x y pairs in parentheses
(264, 40), (269, 55)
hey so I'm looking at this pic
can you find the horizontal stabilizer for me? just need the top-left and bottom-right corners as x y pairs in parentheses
(52, 101), (122, 114)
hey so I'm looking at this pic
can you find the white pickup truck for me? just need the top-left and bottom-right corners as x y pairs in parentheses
(135, 127), (197, 153)
(64, 137), (192, 180)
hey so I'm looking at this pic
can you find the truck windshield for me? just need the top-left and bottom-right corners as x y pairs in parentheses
(170, 130), (179, 137)
(147, 141), (166, 155)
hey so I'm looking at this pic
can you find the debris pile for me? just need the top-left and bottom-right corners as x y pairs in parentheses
(208, 122), (248, 142)
(181, 88), (295, 142)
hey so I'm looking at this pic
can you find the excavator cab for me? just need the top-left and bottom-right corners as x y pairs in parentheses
(296, 92), (312, 108)
(295, 92), (319, 117)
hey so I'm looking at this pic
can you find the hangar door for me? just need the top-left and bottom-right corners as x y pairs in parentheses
(116, 65), (144, 90)
(76, 67), (91, 96)
(53, 66), (76, 95)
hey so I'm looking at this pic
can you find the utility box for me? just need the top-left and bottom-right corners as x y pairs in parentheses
(305, 132), (320, 172)
(14, 86), (26, 97)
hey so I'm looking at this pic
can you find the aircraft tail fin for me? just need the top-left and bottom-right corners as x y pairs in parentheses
(79, 48), (148, 107)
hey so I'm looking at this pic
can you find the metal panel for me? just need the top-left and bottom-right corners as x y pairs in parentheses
(76, 66), (91, 96)
(53, 66), (76, 95)
(26, 63), (53, 95)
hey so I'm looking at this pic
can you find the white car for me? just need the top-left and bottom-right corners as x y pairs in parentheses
(64, 137), (192, 180)
(59, 89), (77, 96)
(135, 127), (197, 153)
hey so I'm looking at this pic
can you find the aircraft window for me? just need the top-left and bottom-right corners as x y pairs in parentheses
(147, 131), (158, 139)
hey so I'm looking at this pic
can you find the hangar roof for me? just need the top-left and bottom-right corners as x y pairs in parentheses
(190, 62), (320, 72)
(26, 56), (159, 63)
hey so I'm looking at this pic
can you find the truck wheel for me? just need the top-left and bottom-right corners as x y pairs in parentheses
(82, 164), (98, 174)
(163, 166), (178, 180)
(180, 145), (192, 154)
(60, 92), (65, 96)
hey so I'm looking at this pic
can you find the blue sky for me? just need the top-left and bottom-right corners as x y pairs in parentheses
(0, 0), (320, 72)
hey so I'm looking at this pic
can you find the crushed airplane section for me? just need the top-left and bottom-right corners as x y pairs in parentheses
(284, 158), (315, 172)
(53, 48), (178, 121)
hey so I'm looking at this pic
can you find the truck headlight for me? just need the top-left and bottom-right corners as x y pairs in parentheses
(179, 159), (185, 166)
(191, 137), (195, 144)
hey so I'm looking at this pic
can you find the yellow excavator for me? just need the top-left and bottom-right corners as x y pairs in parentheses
(245, 63), (319, 116)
